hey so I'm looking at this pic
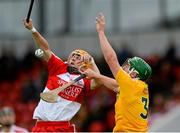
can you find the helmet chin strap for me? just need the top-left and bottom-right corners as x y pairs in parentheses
(128, 67), (139, 80)
(132, 77), (140, 80)
(67, 66), (81, 74)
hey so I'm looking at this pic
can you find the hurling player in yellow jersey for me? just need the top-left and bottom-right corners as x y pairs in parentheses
(95, 13), (152, 132)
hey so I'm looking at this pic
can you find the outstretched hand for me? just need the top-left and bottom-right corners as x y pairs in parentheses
(95, 13), (105, 33)
(23, 18), (33, 30)
(79, 68), (99, 79)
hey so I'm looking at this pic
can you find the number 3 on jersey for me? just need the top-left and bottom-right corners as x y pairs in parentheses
(140, 97), (148, 119)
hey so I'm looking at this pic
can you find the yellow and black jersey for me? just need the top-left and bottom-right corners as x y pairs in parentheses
(113, 68), (149, 132)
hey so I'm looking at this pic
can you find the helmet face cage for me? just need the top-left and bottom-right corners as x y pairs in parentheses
(67, 49), (91, 69)
(122, 58), (139, 79)
(122, 59), (131, 72)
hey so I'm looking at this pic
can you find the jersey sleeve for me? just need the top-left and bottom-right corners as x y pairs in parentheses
(115, 68), (136, 96)
(47, 53), (67, 76)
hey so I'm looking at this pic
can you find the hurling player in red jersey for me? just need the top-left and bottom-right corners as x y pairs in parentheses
(23, 19), (118, 132)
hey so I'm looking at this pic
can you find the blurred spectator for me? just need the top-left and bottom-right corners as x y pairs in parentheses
(165, 39), (176, 63)
(0, 46), (19, 82)
(0, 106), (28, 132)
(151, 93), (167, 114)
(166, 81), (180, 110)
(88, 120), (106, 132)
(117, 41), (133, 64)
(21, 79), (40, 102)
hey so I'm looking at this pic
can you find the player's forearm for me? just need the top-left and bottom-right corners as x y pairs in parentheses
(98, 31), (117, 64)
(32, 30), (50, 51)
(94, 73), (119, 93)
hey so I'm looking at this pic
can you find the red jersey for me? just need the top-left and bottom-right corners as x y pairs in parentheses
(33, 54), (91, 121)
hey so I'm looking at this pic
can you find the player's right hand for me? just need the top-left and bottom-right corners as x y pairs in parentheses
(95, 13), (106, 33)
(23, 18), (33, 30)
(80, 68), (99, 79)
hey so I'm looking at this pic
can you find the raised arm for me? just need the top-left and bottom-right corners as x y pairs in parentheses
(82, 68), (119, 93)
(96, 13), (121, 77)
(23, 19), (52, 62)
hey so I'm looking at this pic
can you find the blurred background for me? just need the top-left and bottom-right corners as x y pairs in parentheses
(0, 0), (180, 132)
